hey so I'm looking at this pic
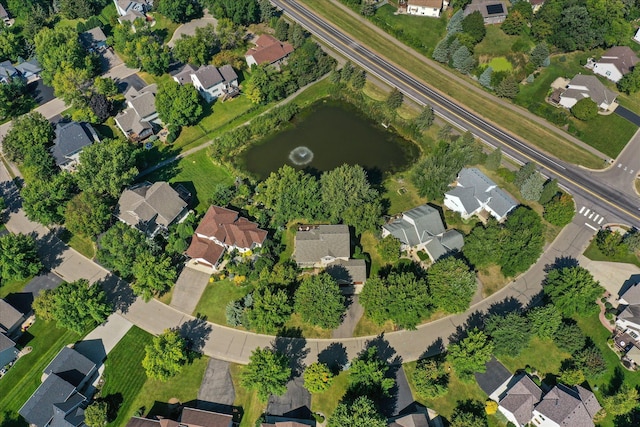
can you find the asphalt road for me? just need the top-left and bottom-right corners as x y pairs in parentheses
(273, 0), (640, 228)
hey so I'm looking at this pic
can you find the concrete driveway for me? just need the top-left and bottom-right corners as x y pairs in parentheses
(197, 358), (235, 408)
(74, 313), (133, 365)
(170, 267), (211, 315)
(167, 11), (217, 48)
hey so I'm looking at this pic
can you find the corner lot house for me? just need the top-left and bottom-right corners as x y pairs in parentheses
(557, 74), (617, 111)
(245, 34), (294, 68)
(172, 64), (239, 103)
(382, 204), (463, 262)
(406, 0), (444, 18)
(464, 0), (508, 24)
(113, 0), (152, 16)
(115, 84), (159, 141)
(50, 121), (100, 172)
(293, 224), (367, 291)
(592, 46), (640, 83)
(116, 181), (188, 236)
(19, 346), (97, 427)
(187, 205), (268, 270)
(126, 407), (233, 427)
(444, 168), (518, 222)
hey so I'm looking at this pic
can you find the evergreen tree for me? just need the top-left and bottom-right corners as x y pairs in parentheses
(538, 179), (559, 204)
(514, 162), (536, 187)
(530, 42), (550, 68)
(520, 172), (546, 201)
(432, 35), (453, 63)
(415, 105), (435, 131)
(452, 46), (474, 74)
(495, 75), (519, 99)
(274, 18), (289, 41)
(485, 147), (501, 170)
(386, 87), (404, 110)
(447, 9), (464, 34)
(479, 66), (493, 89)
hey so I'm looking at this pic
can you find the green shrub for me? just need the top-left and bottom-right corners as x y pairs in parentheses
(496, 167), (515, 182)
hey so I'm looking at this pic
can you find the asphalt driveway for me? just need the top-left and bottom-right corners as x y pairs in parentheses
(615, 105), (640, 127)
(197, 358), (235, 409)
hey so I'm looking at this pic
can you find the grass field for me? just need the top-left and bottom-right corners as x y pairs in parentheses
(0, 277), (31, 299)
(299, 0), (602, 168)
(488, 57), (513, 72)
(193, 279), (252, 324)
(583, 238), (640, 268)
(569, 113), (638, 158)
(101, 327), (153, 427)
(475, 26), (525, 58)
(499, 337), (570, 376)
(230, 363), (265, 427)
(0, 321), (81, 426)
(143, 150), (234, 213)
(310, 371), (349, 419)
(59, 230), (96, 259)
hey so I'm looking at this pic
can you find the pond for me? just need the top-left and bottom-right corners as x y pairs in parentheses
(240, 100), (419, 180)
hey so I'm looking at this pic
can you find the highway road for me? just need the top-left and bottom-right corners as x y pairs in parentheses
(272, 0), (640, 229)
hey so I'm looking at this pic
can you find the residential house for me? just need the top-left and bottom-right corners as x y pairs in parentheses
(0, 298), (26, 338)
(115, 84), (158, 141)
(0, 3), (11, 25)
(245, 34), (294, 69)
(50, 121), (100, 172)
(0, 60), (19, 84)
(293, 224), (367, 291)
(186, 205), (268, 270)
(405, 0), (444, 18)
(118, 9), (146, 29)
(444, 168), (518, 222)
(126, 407), (233, 427)
(463, 0), (509, 24)
(635, 28), (640, 44)
(116, 181), (189, 236)
(387, 412), (431, 427)
(0, 333), (18, 369)
(113, 0), (152, 16)
(172, 64), (239, 103)
(476, 359), (601, 427)
(616, 282), (640, 339)
(80, 27), (108, 51)
(382, 204), (464, 262)
(592, 46), (640, 83)
(557, 74), (617, 111)
(19, 346), (97, 427)
(529, 0), (545, 13)
(260, 422), (310, 427)
(15, 59), (42, 82)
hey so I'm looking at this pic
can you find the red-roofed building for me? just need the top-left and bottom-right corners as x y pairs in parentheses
(245, 34), (294, 69)
(186, 205), (267, 270)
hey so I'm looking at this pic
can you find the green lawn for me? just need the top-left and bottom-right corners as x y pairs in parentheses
(569, 113), (637, 158)
(59, 231), (96, 259)
(101, 327), (153, 427)
(0, 277), (31, 299)
(193, 279), (252, 324)
(488, 57), (513, 72)
(230, 363), (266, 427)
(143, 150), (234, 213)
(0, 321), (81, 425)
(499, 337), (570, 376)
(147, 13), (179, 43)
(383, 175), (427, 215)
(199, 96), (256, 132)
(310, 371), (349, 419)
(583, 238), (640, 268)
(474, 26), (525, 58)
(369, 4), (447, 57)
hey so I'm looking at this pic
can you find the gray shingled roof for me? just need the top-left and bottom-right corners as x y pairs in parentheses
(118, 9), (145, 23)
(50, 394), (86, 427)
(125, 417), (159, 427)
(50, 122), (97, 167)
(15, 59), (41, 76)
(534, 384), (600, 427)
(445, 186), (480, 214)
(116, 181), (187, 230)
(294, 225), (350, 264)
(80, 27), (107, 49)
(172, 64), (196, 85)
(388, 413), (429, 427)
(115, 108), (152, 136)
(44, 347), (96, 388)
(619, 304), (640, 325)
(0, 299), (24, 333)
(193, 65), (224, 89)
(487, 188), (518, 219)
(619, 283), (640, 305)
(219, 64), (238, 83)
(564, 74), (617, 107)
(446, 168), (517, 219)
(499, 375), (542, 426)
(0, 3), (8, 19)
(129, 91), (156, 119)
(383, 204), (446, 247)
(598, 46), (640, 75)
(0, 60), (18, 80)
(19, 374), (86, 427)
(325, 259), (367, 284)
(440, 229), (464, 252)
(0, 333), (16, 352)
(475, 358), (512, 396)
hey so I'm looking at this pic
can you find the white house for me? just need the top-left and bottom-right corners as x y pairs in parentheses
(444, 168), (518, 222)
(634, 28), (640, 44)
(172, 64), (239, 103)
(592, 46), (640, 83)
(113, 0), (152, 16)
(558, 74), (617, 111)
(406, 0), (444, 18)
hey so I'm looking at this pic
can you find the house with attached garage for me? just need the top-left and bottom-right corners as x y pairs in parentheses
(382, 204), (463, 262)
(293, 224), (367, 292)
(116, 181), (189, 236)
(404, 0), (446, 18)
(172, 64), (239, 103)
(186, 205), (268, 271)
(592, 46), (640, 83)
(126, 407), (233, 427)
(245, 34), (294, 69)
(113, 0), (152, 16)
(464, 0), (509, 24)
(50, 121), (100, 172)
(15, 58), (41, 82)
(0, 299), (25, 368)
(115, 83), (159, 141)
(444, 168), (518, 222)
(556, 74), (617, 111)
(0, 60), (20, 84)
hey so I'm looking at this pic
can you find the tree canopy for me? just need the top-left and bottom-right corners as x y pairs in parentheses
(2, 112), (54, 163)
(46, 279), (112, 334)
(156, 80), (204, 127)
(303, 362), (334, 394)
(97, 222), (149, 279)
(0, 233), (42, 283)
(412, 358), (449, 399)
(64, 192), (111, 238)
(131, 252), (177, 302)
(447, 328), (494, 381)
(328, 396), (387, 427)
(485, 312), (532, 357)
(428, 257), (476, 314)
(142, 329), (189, 381)
(240, 347), (291, 402)
(348, 346), (395, 399)
(543, 266), (604, 317)
(156, 0), (203, 23)
(294, 273), (345, 329)
(76, 139), (138, 198)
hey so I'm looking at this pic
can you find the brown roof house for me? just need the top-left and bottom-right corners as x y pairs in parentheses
(172, 64), (239, 103)
(592, 46), (640, 83)
(115, 84), (159, 142)
(405, 0), (445, 18)
(125, 407), (233, 427)
(245, 34), (294, 69)
(186, 205), (268, 270)
(464, 0), (509, 24)
(116, 181), (189, 236)
(293, 225), (367, 292)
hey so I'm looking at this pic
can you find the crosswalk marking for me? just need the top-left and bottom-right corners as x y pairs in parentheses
(593, 214), (600, 222)
(618, 163), (622, 168)
(584, 209), (591, 216)
(598, 217), (604, 224)
(579, 206), (585, 214)
(588, 213), (594, 219)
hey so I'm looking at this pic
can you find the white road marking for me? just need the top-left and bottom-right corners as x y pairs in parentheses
(624, 166), (628, 171)
(589, 213), (595, 219)
(579, 206), (585, 214)
(593, 214), (600, 222)
(585, 222), (599, 231)
(631, 170), (635, 174)
(618, 163), (623, 168)
(598, 217), (605, 224)
(583, 209), (591, 216)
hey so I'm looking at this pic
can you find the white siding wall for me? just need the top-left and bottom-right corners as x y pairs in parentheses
(593, 63), (623, 83)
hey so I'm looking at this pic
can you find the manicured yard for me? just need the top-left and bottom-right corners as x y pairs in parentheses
(101, 327), (153, 427)
(499, 337), (570, 376)
(359, 230), (384, 277)
(143, 150), (234, 213)
(370, 4), (447, 57)
(284, 313), (333, 339)
(474, 26), (525, 58)
(583, 237), (640, 268)
(230, 363), (265, 427)
(193, 279), (252, 324)
(59, 230), (96, 259)
(0, 277), (31, 299)
(147, 13), (180, 43)
(570, 113), (637, 158)
(0, 321), (81, 425)
(352, 313), (394, 337)
(488, 56), (513, 72)
(383, 175), (427, 215)
(199, 96), (256, 132)
(310, 370), (349, 419)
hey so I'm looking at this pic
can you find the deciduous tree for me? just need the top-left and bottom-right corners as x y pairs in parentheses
(304, 362), (334, 394)
(33, 289), (56, 321)
(76, 139), (138, 198)
(428, 257), (476, 314)
(543, 193), (575, 226)
(156, 0), (202, 23)
(543, 266), (604, 317)
(52, 279), (113, 334)
(64, 192), (111, 238)
(485, 147), (501, 170)
(349, 346), (395, 398)
(447, 329), (494, 381)
(84, 401), (108, 427)
(34, 26), (92, 85)
(2, 112), (54, 163)
(485, 312), (531, 357)
(377, 235), (401, 263)
(142, 329), (189, 381)
(0, 78), (33, 119)
(21, 173), (76, 225)
(294, 273), (345, 329)
(602, 386), (639, 417)
(412, 358), (449, 399)
(131, 252), (177, 302)
(527, 305), (562, 339)
(328, 396), (386, 427)
(618, 67), (640, 94)
(240, 347), (291, 402)
(156, 80), (204, 127)
(0, 233), (42, 282)
(97, 222), (149, 278)
(571, 98), (598, 121)
(172, 24), (219, 66)
(461, 11), (486, 44)
(246, 287), (292, 334)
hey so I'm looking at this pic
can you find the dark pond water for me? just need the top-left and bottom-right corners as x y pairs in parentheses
(240, 100), (418, 180)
